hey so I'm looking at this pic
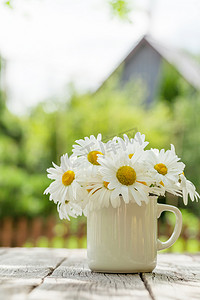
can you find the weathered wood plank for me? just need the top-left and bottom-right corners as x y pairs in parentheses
(0, 248), (69, 299)
(29, 249), (151, 300)
(0, 249), (8, 256)
(142, 254), (200, 300)
(156, 254), (200, 281)
(0, 247), (67, 278)
(0, 278), (41, 300)
(1, 249), (200, 300)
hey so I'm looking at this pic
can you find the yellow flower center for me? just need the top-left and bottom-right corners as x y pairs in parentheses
(87, 150), (103, 165)
(129, 153), (134, 159)
(116, 166), (136, 186)
(103, 181), (109, 189)
(62, 170), (75, 186)
(154, 163), (168, 175)
(65, 200), (69, 204)
(160, 181), (164, 186)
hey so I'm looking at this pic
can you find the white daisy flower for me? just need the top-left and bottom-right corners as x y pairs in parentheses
(145, 144), (185, 187)
(44, 153), (81, 204)
(117, 132), (149, 160)
(148, 181), (182, 199)
(57, 201), (82, 220)
(98, 150), (152, 206)
(178, 174), (200, 205)
(85, 172), (121, 210)
(72, 134), (105, 171)
(103, 137), (123, 156)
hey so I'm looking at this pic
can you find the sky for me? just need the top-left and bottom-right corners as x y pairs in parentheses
(0, 0), (200, 114)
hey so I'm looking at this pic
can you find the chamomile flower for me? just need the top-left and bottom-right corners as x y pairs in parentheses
(44, 132), (200, 219)
(178, 174), (200, 205)
(103, 137), (122, 156)
(85, 172), (121, 210)
(117, 132), (149, 160)
(44, 153), (81, 204)
(150, 181), (182, 198)
(57, 201), (82, 220)
(72, 134), (105, 172)
(145, 144), (185, 187)
(98, 150), (152, 206)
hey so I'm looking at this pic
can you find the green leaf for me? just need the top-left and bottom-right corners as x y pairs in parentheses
(109, 0), (131, 20)
(4, 1), (13, 8)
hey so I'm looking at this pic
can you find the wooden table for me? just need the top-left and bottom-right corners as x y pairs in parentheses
(0, 248), (199, 300)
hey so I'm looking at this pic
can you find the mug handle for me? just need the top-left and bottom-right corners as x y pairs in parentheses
(157, 204), (182, 251)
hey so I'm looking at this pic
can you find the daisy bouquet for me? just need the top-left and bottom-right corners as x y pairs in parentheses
(44, 132), (200, 220)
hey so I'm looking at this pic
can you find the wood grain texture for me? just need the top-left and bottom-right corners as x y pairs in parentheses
(142, 254), (200, 300)
(0, 248), (199, 300)
(0, 247), (68, 279)
(0, 278), (41, 300)
(29, 249), (150, 300)
(0, 248), (68, 300)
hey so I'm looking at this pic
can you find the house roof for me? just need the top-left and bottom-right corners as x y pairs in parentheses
(98, 35), (200, 90)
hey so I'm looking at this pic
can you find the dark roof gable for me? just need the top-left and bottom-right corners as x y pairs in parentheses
(98, 35), (200, 90)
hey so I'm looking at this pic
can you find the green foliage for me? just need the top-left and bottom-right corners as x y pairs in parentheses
(2, 0), (13, 9)
(171, 94), (200, 214)
(159, 209), (200, 253)
(108, 0), (131, 19)
(2, 0), (132, 20)
(158, 61), (194, 103)
(0, 165), (53, 218)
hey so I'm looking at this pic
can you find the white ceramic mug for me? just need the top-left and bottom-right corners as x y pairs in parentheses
(87, 197), (182, 273)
